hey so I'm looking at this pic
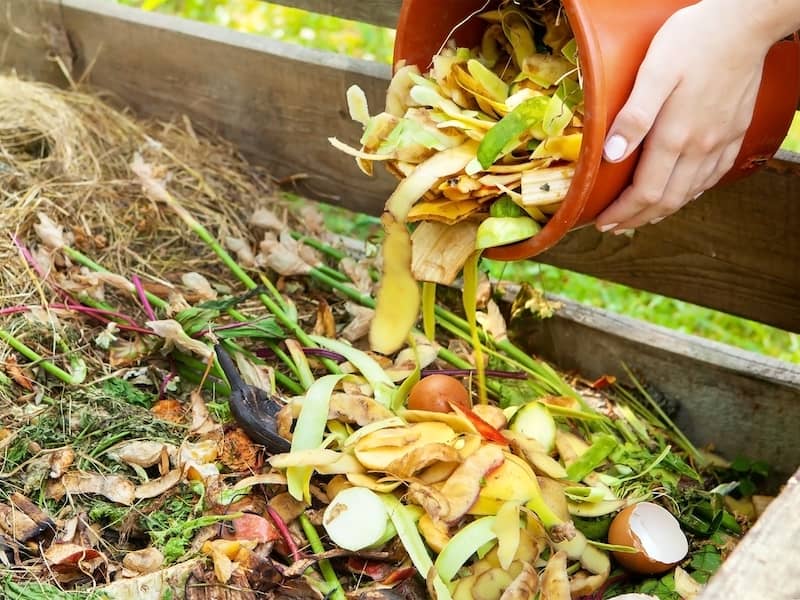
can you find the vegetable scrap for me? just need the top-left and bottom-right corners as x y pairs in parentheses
(332, 0), (584, 355)
(0, 73), (776, 600)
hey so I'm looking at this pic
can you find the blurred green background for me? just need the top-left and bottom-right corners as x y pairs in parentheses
(112, 0), (800, 363)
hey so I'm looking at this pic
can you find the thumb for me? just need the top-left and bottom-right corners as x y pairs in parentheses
(603, 59), (678, 163)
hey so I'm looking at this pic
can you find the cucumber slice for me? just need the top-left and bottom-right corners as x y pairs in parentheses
(509, 402), (556, 452)
(323, 487), (392, 551)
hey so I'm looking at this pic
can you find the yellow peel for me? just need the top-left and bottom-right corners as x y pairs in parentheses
(369, 215), (419, 355)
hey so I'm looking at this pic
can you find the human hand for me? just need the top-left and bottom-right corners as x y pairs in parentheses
(594, 0), (781, 234)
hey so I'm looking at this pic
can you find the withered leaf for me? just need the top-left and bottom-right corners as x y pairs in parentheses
(62, 471), (136, 506)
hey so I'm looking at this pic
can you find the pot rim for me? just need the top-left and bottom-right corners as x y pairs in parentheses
(483, 0), (605, 260)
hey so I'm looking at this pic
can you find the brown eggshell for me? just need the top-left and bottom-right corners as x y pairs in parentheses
(407, 374), (469, 413)
(608, 502), (688, 575)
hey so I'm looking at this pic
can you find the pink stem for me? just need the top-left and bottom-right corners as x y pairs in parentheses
(131, 275), (157, 322)
(11, 235), (46, 279)
(266, 506), (302, 563)
(0, 303), (153, 335)
(159, 371), (177, 399)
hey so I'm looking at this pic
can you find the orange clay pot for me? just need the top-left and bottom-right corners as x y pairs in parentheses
(394, 0), (800, 260)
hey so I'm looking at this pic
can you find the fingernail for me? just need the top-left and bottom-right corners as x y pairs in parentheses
(604, 134), (627, 162)
(614, 228), (635, 236)
(693, 192), (703, 200)
(598, 222), (619, 233)
(650, 217), (665, 225)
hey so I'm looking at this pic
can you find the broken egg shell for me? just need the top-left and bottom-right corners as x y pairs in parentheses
(407, 374), (469, 413)
(608, 502), (689, 575)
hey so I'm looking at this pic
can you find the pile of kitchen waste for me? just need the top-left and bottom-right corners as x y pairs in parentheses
(333, 0), (584, 357)
(0, 73), (775, 600)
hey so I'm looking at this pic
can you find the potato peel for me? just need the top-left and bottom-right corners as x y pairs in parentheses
(369, 215), (420, 355)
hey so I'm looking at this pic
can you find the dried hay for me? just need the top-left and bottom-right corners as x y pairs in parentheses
(0, 73), (287, 311)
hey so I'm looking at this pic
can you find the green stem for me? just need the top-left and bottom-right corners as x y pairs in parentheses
(0, 329), (84, 385)
(299, 514), (346, 600)
(161, 199), (340, 375)
(63, 246), (169, 312)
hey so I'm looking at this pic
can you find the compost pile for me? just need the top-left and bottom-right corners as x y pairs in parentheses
(0, 71), (774, 600)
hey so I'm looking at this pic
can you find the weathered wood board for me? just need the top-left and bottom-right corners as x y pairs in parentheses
(2, 0), (800, 333)
(699, 468), (800, 600)
(503, 290), (800, 478)
(265, 0), (402, 29)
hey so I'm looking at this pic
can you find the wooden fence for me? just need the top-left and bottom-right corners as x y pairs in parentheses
(1, 1), (799, 598)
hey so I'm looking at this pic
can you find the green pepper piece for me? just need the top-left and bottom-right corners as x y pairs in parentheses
(490, 196), (525, 218)
(476, 216), (541, 249)
(477, 96), (549, 169)
(566, 434), (618, 482)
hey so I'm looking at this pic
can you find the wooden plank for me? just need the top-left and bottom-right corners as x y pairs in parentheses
(264, 0), (401, 29)
(502, 289), (800, 478)
(699, 468), (800, 600)
(0, 0), (398, 216)
(2, 0), (800, 332)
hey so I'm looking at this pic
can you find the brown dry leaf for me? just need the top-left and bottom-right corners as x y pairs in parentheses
(190, 390), (220, 435)
(340, 303), (374, 343)
(47, 448), (75, 480)
(34, 212), (68, 250)
(181, 272), (217, 301)
(476, 300), (508, 343)
(62, 472), (136, 506)
(340, 258), (373, 294)
(3, 356), (34, 390)
(111, 441), (174, 469)
(122, 547), (164, 575)
(258, 232), (311, 276)
(44, 542), (105, 578)
(0, 502), (43, 542)
(313, 299), (336, 338)
(135, 469), (182, 500)
(220, 427), (261, 472)
(98, 559), (201, 599)
(225, 236), (257, 268)
(146, 319), (213, 359)
(249, 207), (284, 230)
(411, 220), (480, 285)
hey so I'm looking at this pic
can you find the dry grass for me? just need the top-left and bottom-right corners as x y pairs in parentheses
(0, 73), (291, 314)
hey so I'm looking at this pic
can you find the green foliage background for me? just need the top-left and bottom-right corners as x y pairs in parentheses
(111, 0), (800, 363)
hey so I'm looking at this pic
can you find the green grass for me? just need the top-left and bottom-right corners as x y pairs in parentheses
(111, 0), (800, 363)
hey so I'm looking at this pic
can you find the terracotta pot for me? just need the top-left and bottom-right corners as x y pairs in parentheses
(394, 0), (800, 260)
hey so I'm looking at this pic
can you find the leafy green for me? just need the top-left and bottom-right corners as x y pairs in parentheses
(102, 377), (154, 408)
(477, 96), (549, 168)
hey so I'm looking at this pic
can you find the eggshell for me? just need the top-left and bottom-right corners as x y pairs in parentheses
(407, 374), (469, 413)
(608, 502), (688, 575)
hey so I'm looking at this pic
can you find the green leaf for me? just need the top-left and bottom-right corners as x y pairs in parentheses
(477, 96), (549, 168)
(102, 377), (155, 408)
(309, 336), (395, 407)
(287, 374), (346, 502)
